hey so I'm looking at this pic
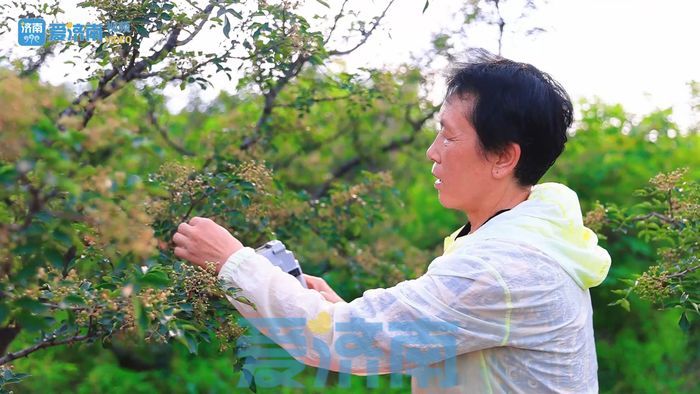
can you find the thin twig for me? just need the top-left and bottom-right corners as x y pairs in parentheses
(312, 104), (439, 198)
(663, 264), (700, 281)
(323, 0), (350, 45)
(176, 2), (217, 46)
(19, 44), (54, 77)
(144, 94), (194, 156)
(239, 54), (309, 150)
(327, 0), (396, 56)
(628, 212), (680, 225)
(58, 25), (183, 130)
(494, 0), (505, 56)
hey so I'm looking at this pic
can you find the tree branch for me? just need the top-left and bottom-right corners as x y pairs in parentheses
(144, 94), (194, 156)
(238, 0), (396, 151)
(273, 126), (350, 171)
(494, 0), (505, 56)
(19, 44), (54, 77)
(239, 54), (310, 151)
(628, 212), (681, 225)
(312, 104), (439, 198)
(663, 264), (700, 281)
(56, 0), (220, 132)
(0, 329), (98, 365)
(58, 25), (184, 130)
(176, 3), (216, 47)
(327, 0), (395, 56)
(323, 0), (351, 45)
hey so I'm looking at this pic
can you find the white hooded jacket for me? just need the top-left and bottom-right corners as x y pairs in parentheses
(218, 182), (612, 393)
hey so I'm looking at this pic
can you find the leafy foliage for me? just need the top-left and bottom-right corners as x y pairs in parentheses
(590, 168), (699, 329)
(0, 1), (699, 393)
(546, 99), (700, 393)
(0, 1), (434, 391)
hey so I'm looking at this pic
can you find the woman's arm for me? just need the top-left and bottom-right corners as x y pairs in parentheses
(173, 216), (512, 375)
(218, 247), (511, 375)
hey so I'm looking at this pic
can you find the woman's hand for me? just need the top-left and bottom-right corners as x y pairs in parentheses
(303, 274), (346, 303)
(173, 217), (244, 274)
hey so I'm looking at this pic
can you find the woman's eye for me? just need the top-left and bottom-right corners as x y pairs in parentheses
(442, 133), (456, 142)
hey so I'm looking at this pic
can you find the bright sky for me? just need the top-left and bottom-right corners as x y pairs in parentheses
(3, 0), (699, 129)
(344, 0), (700, 129)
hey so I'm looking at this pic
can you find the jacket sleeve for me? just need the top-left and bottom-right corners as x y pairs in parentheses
(218, 247), (512, 375)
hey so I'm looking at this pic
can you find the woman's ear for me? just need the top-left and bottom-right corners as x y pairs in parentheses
(492, 142), (521, 179)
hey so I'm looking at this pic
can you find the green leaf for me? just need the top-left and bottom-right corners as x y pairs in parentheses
(45, 248), (64, 268)
(177, 331), (199, 354)
(0, 164), (16, 185)
(238, 194), (250, 208)
(308, 54), (323, 65)
(14, 297), (48, 314)
(223, 16), (231, 38)
(619, 298), (630, 312)
(63, 294), (85, 306)
(234, 296), (256, 310)
(15, 310), (48, 332)
(141, 269), (170, 287)
(315, 0), (330, 8)
(422, 0), (429, 13)
(132, 298), (148, 336)
(1, 368), (30, 384)
(608, 298), (630, 312)
(135, 25), (149, 37)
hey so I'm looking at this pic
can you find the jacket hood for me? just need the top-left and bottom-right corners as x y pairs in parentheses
(443, 182), (611, 289)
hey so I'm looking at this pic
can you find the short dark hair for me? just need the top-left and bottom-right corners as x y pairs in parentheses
(445, 49), (573, 186)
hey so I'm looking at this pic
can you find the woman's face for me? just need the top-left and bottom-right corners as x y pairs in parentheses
(426, 96), (496, 213)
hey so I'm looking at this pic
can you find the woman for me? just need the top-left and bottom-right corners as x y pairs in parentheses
(173, 52), (611, 393)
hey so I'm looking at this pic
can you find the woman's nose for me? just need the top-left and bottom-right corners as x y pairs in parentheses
(426, 138), (439, 163)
